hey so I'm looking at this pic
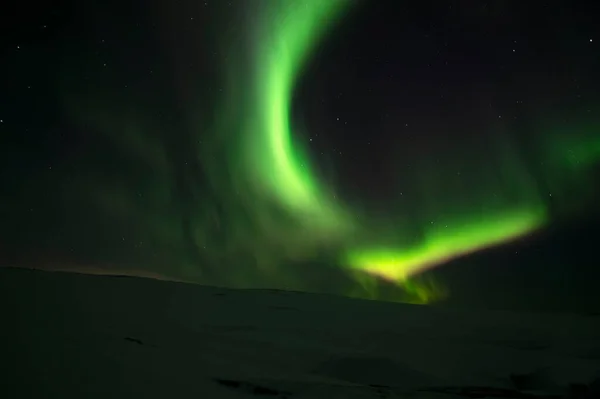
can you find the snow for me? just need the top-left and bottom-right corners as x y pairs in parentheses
(1, 267), (599, 398)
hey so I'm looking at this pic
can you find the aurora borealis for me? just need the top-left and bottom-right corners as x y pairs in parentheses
(2, 0), (600, 308)
(210, 0), (594, 289)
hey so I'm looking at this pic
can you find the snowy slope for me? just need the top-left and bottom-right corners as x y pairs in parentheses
(1, 267), (599, 398)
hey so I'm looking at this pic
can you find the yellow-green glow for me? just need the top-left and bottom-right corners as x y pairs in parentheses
(344, 209), (545, 281)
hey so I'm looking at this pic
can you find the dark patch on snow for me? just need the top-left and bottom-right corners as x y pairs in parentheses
(420, 377), (600, 399)
(419, 385), (562, 398)
(124, 336), (145, 345)
(367, 383), (393, 398)
(123, 336), (157, 348)
(213, 378), (291, 397)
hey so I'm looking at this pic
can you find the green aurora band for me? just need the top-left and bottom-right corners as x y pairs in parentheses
(231, 0), (598, 292)
(60, 0), (600, 303)
(237, 0), (357, 245)
(234, 0), (547, 284)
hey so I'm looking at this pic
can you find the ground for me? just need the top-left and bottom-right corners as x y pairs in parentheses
(1, 267), (599, 398)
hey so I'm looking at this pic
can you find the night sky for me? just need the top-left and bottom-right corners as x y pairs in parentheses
(2, 0), (599, 311)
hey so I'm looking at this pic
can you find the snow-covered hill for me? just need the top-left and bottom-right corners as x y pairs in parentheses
(1, 267), (598, 398)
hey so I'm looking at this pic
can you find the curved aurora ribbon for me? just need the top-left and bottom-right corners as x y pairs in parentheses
(238, 0), (549, 286)
(240, 0), (356, 237)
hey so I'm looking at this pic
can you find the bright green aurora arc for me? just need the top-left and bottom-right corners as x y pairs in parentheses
(230, 1), (547, 292)
(224, 0), (599, 299)
(63, 0), (600, 304)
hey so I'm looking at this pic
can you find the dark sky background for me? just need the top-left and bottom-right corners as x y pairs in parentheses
(1, 0), (599, 313)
